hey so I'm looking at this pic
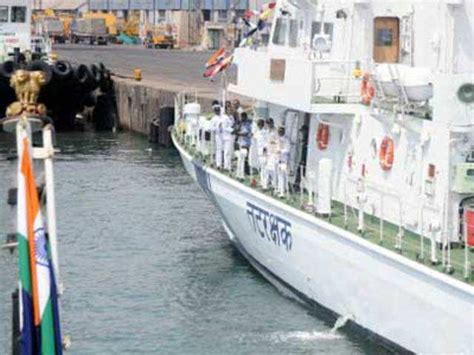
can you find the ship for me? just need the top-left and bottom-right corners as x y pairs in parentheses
(172, 0), (474, 353)
(0, 0), (116, 131)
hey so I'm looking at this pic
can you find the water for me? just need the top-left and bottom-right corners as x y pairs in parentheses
(0, 131), (384, 354)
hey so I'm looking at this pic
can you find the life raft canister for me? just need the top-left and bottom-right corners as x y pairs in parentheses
(361, 73), (375, 105)
(379, 136), (394, 171)
(317, 123), (330, 150)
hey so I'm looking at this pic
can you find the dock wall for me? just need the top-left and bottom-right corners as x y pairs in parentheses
(113, 78), (214, 137)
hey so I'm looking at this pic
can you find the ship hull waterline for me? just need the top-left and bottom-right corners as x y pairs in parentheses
(173, 135), (474, 354)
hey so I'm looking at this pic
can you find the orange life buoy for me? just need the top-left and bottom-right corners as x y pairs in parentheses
(379, 137), (394, 171)
(361, 73), (375, 105)
(317, 123), (330, 150)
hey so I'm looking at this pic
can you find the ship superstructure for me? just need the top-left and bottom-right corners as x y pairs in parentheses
(173, 0), (474, 352)
(231, 0), (474, 257)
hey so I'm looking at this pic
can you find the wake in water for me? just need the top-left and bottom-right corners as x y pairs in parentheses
(272, 330), (344, 343)
(331, 314), (353, 333)
(271, 314), (354, 343)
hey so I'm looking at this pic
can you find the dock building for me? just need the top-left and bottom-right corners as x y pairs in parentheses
(84, 0), (265, 48)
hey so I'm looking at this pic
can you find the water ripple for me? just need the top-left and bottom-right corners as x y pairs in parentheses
(0, 131), (385, 354)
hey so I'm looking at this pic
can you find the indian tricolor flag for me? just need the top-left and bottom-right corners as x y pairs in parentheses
(17, 130), (62, 355)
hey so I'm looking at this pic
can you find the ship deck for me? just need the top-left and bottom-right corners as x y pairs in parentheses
(175, 134), (474, 285)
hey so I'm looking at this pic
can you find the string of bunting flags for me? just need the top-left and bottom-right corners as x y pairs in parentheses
(240, 2), (276, 47)
(203, 2), (276, 80)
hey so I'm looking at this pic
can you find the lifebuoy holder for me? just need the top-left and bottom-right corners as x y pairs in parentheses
(317, 123), (330, 150)
(361, 73), (375, 105)
(379, 136), (394, 171)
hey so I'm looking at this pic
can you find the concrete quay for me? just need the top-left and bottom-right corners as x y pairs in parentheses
(56, 44), (234, 136)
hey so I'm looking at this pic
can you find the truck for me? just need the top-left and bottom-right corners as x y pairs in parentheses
(145, 25), (175, 49)
(36, 17), (65, 43)
(82, 12), (117, 41)
(71, 18), (108, 45)
(145, 32), (175, 49)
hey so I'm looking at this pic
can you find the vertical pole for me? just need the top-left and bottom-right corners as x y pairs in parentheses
(420, 206), (424, 260)
(12, 289), (20, 355)
(211, 130), (215, 166)
(396, 199), (403, 251)
(300, 165), (304, 207)
(308, 174), (313, 206)
(430, 228), (438, 264)
(358, 200), (364, 233)
(14, 118), (30, 352)
(43, 125), (60, 287)
(357, 178), (365, 234)
(343, 176), (348, 228)
(221, 71), (227, 108)
(447, 228), (452, 272)
(379, 194), (384, 242)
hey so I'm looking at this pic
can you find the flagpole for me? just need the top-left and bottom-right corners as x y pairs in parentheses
(15, 117), (31, 161)
(42, 124), (60, 291)
(221, 71), (228, 112)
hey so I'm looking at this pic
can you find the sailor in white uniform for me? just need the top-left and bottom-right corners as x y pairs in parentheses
(277, 127), (291, 197)
(253, 119), (268, 187)
(222, 113), (235, 171)
(248, 118), (260, 172)
(264, 118), (279, 189)
(210, 105), (224, 168)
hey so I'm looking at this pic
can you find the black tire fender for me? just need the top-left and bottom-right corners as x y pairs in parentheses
(89, 64), (102, 84)
(74, 64), (91, 85)
(52, 60), (73, 80)
(97, 62), (106, 77)
(0, 60), (20, 80)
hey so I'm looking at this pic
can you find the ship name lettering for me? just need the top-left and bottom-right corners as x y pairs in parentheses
(246, 202), (292, 251)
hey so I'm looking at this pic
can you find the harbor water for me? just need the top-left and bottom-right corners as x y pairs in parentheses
(0, 131), (384, 354)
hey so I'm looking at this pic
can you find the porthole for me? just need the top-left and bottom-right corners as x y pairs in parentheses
(457, 83), (474, 104)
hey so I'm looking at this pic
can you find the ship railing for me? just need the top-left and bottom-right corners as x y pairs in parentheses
(311, 59), (365, 104)
(174, 91), (194, 144)
(341, 173), (471, 280)
(176, 123), (473, 281)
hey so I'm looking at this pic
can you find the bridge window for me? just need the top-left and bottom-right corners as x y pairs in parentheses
(0, 6), (8, 23)
(273, 18), (288, 45)
(11, 6), (26, 23)
(311, 22), (334, 41)
(288, 19), (299, 47)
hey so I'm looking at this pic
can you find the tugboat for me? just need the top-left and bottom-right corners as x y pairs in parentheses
(173, 0), (474, 353)
(0, 0), (116, 131)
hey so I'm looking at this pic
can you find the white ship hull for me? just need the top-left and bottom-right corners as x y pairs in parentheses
(174, 136), (474, 354)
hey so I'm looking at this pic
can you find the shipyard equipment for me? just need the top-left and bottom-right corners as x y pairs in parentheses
(71, 18), (109, 45)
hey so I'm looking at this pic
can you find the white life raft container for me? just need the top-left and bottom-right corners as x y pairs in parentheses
(374, 64), (433, 102)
